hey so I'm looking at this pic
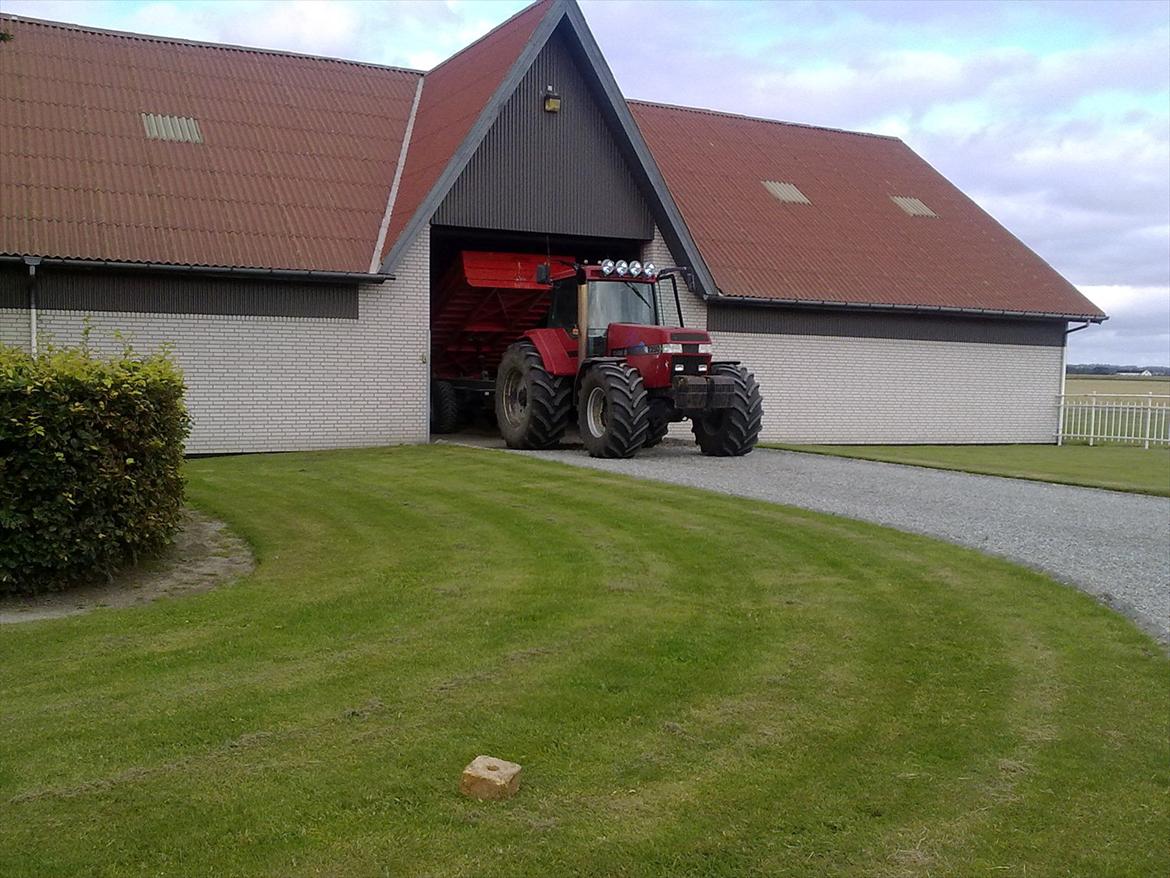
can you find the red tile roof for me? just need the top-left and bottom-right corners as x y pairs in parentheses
(378, 0), (553, 265)
(630, 100), (1104, 319)
(0, 4), (1103, 321)
(0, 14), (420, 272)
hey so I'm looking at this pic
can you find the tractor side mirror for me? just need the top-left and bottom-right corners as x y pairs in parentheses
(536, 263), (551, 284)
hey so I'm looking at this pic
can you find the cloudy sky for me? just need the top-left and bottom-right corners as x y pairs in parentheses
(6, 0), (1169, 365)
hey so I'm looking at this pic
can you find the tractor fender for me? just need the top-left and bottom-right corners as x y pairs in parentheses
(521, 328), (577, 377)
(574, 357), (627, 397)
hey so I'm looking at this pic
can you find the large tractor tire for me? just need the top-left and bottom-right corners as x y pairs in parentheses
(691, 364), (763, 456)
(578, 363), (650, 459)
(643, 416), (671, 449)
(430, 379), (460, 435)
(494, 341), (572, 449)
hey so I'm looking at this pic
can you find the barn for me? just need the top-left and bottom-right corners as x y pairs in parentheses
(0, 0), (1105, 454)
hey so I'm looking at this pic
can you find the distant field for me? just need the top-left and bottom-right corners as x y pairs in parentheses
(1066, 375), (1170, 397)
(1061, 376), (1169, 446)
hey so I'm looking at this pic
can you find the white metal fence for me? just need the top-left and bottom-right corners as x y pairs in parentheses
(1058, 393), (1170, 447)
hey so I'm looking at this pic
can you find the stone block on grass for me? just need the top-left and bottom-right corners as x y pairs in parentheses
(460, 755), (522, 800)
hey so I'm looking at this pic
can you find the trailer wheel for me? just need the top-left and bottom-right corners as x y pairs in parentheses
(430, 380), (460, 434)
(691, 364), (763, 456)
(495, 341), (571, 449)
(578, 364), (650, 458)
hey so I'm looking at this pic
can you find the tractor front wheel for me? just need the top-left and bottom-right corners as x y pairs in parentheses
(494, 341), (571, 449)
(578, 364), (650, 458)
(691, 364), (763, 456)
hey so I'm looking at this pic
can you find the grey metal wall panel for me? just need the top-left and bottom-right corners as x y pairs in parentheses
(0, 267), (24, 308)
(435, 26), (654, 240)
(3, 270), (359, 319)
(708, 304), (1066, 347)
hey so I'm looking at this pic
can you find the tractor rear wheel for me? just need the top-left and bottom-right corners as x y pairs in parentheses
(430, 379), (460, 434)
(494, 341), (571, 449)
(691, 364), (763, 456)
(578, 363), (650, 458)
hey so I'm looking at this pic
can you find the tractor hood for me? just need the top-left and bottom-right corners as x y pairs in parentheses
(606, 324), (712, 352)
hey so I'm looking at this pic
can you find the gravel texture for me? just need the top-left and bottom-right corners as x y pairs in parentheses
(449, 437), (1170, 644)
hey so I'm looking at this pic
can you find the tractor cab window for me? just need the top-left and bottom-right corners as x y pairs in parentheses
(587, 280), (658, 329)
(546, 278), (579, 329)
(546, 277), (665, 348)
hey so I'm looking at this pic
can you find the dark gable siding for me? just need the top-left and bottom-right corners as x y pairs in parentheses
(709, 305), (1067, 347)
(0, 268), (358, 319)
(434, 25), (654, 240)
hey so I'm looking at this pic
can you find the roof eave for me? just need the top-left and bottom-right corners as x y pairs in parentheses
(710, 293), (1108, 323)
(0, 254), (393, 284)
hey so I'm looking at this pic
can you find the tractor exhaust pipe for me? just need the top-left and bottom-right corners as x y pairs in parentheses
(576, 269), (589, 374)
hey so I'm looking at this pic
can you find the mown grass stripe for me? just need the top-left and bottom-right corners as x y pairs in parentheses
(1, 446), (1165, 877)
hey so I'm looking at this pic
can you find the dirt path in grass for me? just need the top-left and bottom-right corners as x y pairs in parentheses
(0, 508), (254, 623)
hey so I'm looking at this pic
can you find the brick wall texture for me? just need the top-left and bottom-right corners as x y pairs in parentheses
(0, 234), (430, 454)
(712, 331), (1062, 444)
(0, 226), (1064, 451)
(0, 307), (27, 347)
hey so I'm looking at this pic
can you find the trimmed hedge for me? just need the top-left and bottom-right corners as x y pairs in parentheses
(0, 341), (191, 594)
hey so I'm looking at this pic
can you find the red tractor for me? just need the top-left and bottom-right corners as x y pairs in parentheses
(430, 251), (763, 459)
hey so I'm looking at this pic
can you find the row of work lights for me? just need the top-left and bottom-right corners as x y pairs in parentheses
(600, 259), (657, 278)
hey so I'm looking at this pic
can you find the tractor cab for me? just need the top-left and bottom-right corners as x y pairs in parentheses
(547, 260), (669, 357)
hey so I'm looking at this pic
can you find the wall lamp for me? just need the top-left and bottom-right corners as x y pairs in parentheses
(543, 85), (561, 113)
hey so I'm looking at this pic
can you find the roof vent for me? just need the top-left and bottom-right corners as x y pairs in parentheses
(142, 113), (203, 144)
(762, 180), (811, 205)
(891, 196), (936, 217)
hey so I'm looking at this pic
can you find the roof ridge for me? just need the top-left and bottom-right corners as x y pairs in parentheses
(0, 13), (425, 75)
(627, 98), (900, 142)
(425, 0), (555, 74)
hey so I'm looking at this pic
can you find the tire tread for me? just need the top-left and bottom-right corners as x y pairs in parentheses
(495, 341), (571, 449)
(692, 364), (763, 456)
(579, 363), (650, 458)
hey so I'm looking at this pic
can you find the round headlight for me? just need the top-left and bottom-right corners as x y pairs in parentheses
(600, 259), (615, 276)
(629, 260), (643, 276)
(615, 260), (629, 276)
(643, 262), (657, 277)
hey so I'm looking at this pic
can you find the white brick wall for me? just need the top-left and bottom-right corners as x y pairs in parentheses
(0, 227), (1066, 450)
(642, 229), (707, 330)
(0, 234), (431, 454)
(0, 307), (28, 347)
(642, 226), (1063, 444)
(713, 331), (1063, 444)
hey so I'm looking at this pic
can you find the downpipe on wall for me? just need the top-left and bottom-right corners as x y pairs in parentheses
(24, 255), (42, 355)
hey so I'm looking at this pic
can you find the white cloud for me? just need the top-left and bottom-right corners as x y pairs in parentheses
(1077, 285), (1168, 315)
(1069, 285), (1170, 365)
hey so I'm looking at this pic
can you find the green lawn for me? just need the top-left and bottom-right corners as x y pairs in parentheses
(2, 446), (1167, 877)
(768, 443), (1170, 496)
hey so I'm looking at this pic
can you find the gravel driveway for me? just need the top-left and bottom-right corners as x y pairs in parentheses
(454, 437), (1170, 643)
